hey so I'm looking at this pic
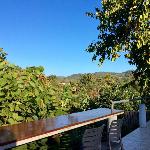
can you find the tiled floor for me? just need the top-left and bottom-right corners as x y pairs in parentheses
(122, 121), (150, 150)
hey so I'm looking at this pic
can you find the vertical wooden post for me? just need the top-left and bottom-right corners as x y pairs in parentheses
(107, 115), (117, 140)
(139, 104), (146, 128)
(108, 115), (117, 128)
(111, 103), (114, 113)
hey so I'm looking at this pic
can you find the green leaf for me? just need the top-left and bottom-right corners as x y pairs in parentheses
(17, 116), (24, 121)
(30, 81), (36, 87)
(8, 118), (16, 124)
(0, 92), (5, 96)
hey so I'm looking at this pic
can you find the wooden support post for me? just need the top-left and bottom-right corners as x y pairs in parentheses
(108, 115), (117, 128)
(107, 115), (117, 140)
(139, 104), (146, 128)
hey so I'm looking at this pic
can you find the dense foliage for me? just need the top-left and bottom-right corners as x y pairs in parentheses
(0, 50), (65, 125)
(86, 0), (150, 95)
(0, 1), (149, 149)
(0, 48), (142, 149)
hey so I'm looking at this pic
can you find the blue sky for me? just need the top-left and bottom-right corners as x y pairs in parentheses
(0, 0), (135, 76)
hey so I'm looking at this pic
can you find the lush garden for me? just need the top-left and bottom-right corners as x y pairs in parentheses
(0, 0), (149, 149)
(0, 48), (144, 149)
(0, 48), (142, 126)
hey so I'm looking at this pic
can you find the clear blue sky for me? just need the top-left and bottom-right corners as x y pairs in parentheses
(0, 0), (135, 76)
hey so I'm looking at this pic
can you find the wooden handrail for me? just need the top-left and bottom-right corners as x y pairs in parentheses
(111, 97), (150, 112)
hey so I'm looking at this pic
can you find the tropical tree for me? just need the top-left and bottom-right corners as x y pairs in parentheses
(86, 0), (150, 95)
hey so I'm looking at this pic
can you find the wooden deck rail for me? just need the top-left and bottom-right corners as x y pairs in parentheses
(0, 108), (124, 150)
(111, 97), (150, 112)
(111, 97), (150, 128)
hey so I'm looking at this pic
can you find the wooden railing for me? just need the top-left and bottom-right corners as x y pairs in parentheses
(111, 97), (150, 112)
(0, 108), (124, 150)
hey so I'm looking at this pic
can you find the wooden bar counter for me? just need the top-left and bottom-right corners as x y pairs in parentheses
(0, 108), (124, 150)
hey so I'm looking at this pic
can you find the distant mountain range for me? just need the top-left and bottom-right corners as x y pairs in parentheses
(56, 70), (134, 82)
